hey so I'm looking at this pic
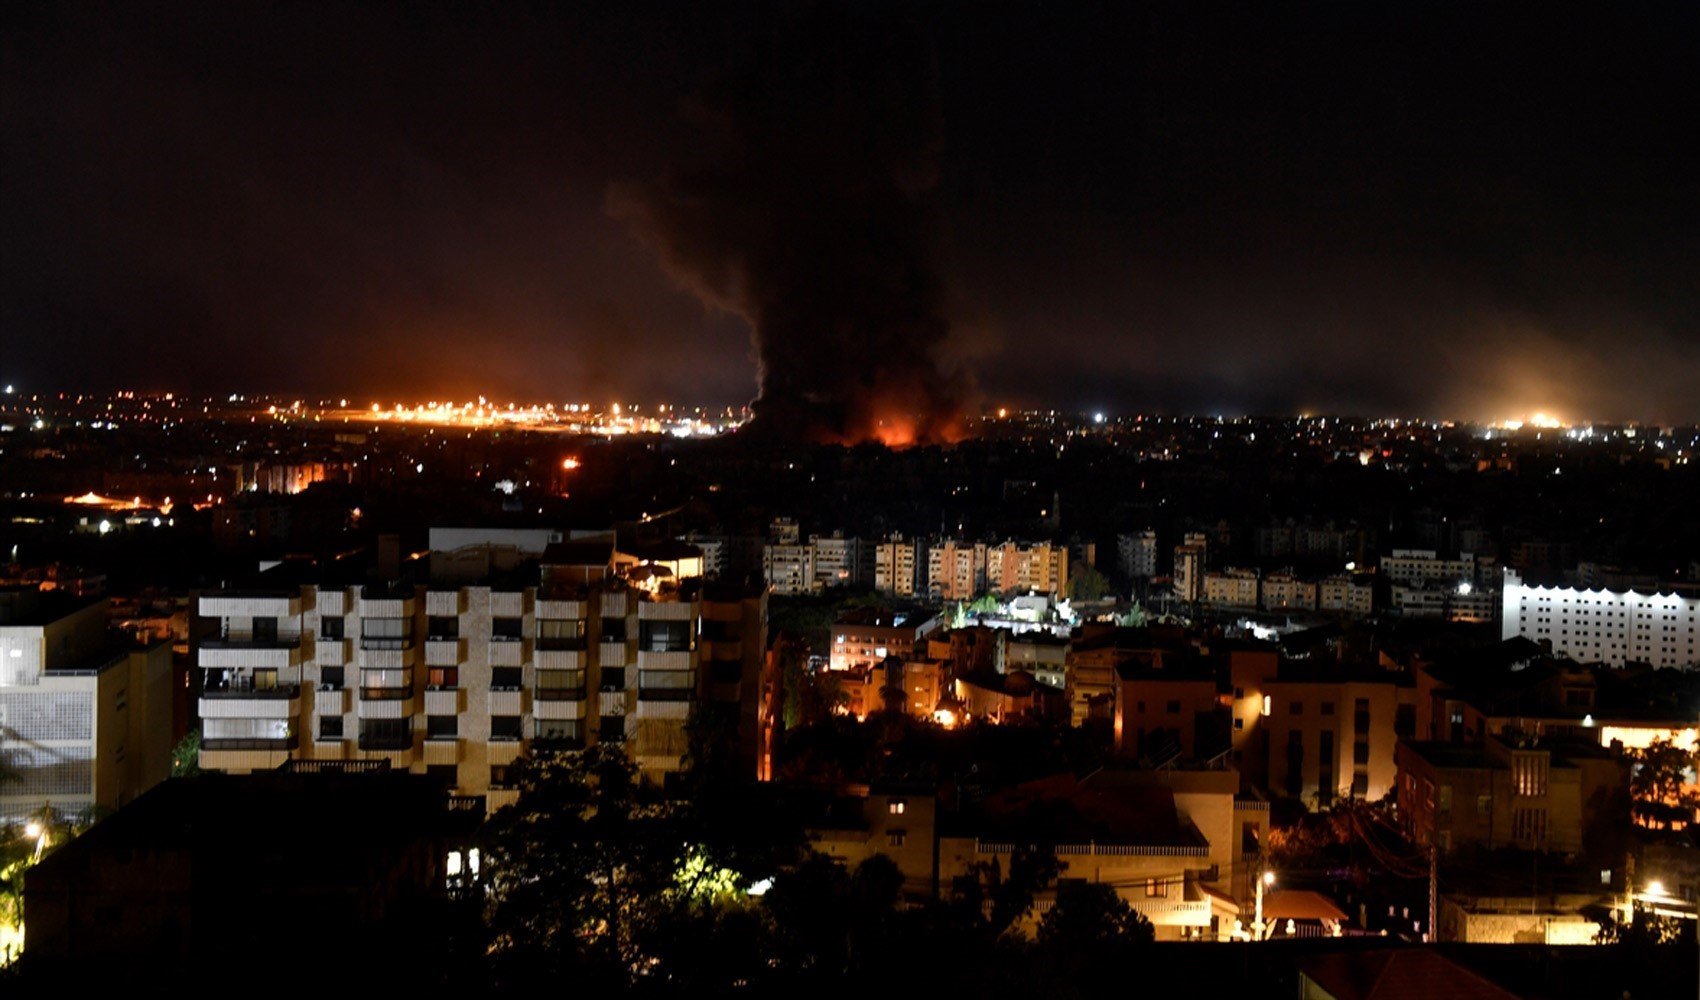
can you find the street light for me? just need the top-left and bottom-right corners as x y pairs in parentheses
(1255, 870), (1276, 940)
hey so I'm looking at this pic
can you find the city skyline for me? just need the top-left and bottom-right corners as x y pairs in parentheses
(4, 4), (1697, 426)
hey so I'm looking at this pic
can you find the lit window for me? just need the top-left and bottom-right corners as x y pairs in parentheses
(889, 799), (906, 815)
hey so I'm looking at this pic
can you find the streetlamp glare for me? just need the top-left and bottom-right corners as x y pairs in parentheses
(23, 822), (41, 839)
(1263, 871), (1277, 886)
(1645, 880), (1666, 898)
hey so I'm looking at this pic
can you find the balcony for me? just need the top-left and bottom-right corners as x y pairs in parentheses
(637, 649), (693, 672)
(424, 638), (464, 666)
(199, 592), (301, 619)
(536, 598), (587, 620)
(423, 687), (463, 716)
(200, 639), (303, 670)
(358, 646), (416, 670)
(533, 697), (586, 721)
(598, 640), (628, 666)
(316, 687), (349, 715)
(488, 639), (528, 667)
(489, 689), (526, 716)
(202, 682), (300, 699)
(425, 589), (464, 616)
(536, 647), (585, 671)
(489, 590), (528, 618)
(202, 735), (300, 752)
(316, 637), (350, 666)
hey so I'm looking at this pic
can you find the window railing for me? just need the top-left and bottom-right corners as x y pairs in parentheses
(358, 733), (414, 750)
(204, 684), (300, 699)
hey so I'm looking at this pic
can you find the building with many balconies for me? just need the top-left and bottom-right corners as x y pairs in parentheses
(195, 531), (767, 806)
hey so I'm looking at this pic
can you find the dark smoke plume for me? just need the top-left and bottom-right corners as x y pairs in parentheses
(607, 6), (969, 446)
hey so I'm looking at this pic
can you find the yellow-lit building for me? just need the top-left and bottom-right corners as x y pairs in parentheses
(0, 589), (173, 822)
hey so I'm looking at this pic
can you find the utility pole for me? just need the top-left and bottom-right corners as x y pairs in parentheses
(1427, 842), (1438, 943)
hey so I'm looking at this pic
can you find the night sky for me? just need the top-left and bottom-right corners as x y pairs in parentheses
(4, 2), (1697, 423)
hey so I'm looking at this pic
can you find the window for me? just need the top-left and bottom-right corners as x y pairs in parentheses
(537, 618), (586, 650)
(320, 616), (345, 640)
(601, 667), (626, 692)
(600, 617), (628, 643)
(1352, 741), (1370, 765)
(427, 715), (458, 739)
(889, 799), (907, 815)
(1321, 702), (1335, 716)
(252, 617), (278, 643)
(1166, 700), (1181, 714)
(1233, 687), (1245, 699)
(639, 620), (693, 652)
(1290, 701), (1303, 715)
(492, 617), (524, 641)
(320, 666), (345, 690)
(1234, 717), (1245, 731)
(362, 617), (412, 649)
(1145, 878), (1168, 899)
(427, 764), (457, 785)
(490, 764), (513, 789)
(1353, 698), (1370, 733)
(491, 667), (522, 690)
(427, 615), (458, 639)
(318, 715), (344, 740)
(490, 715), (522, 740)
(886, 830), (907, 848)
(598, 715), (626, 743)
(428, 667), (459, 689)
(535, 719), (583, 745)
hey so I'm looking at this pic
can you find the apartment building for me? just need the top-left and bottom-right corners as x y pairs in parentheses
(0, 589), (172, 821)
(1396, 734), (1625, 857)
(762, 540), (815, 596)
(810, 533), (864, 591)
(1227, 652), (1414, 808)
(1202, 569), (1260, 609)
(1173, 544), (1205, 603)
(1500, 570), (1700, 668)
(1261, 572), (1318, 612)
(195, 535), (766, 805)
(1391, 581), (1499, 622)
(871, 535), (920, 597)
(1118, 530), (1158, 580)
(827, 608), (942, 673)
(927, 540), (988, 601)
(1318, 574), (1375, 617)
(984, 541), (1070, 597)
(1381, 549), (1476, 588)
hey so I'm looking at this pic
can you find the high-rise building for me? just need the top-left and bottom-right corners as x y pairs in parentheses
(1202, 568), (1260, 609)
(0, 589), (173, 822)
(1118, 530), (1158, 580)
(1173, 544), (1204, 603)
(872, 535), (919, 597)
(1500, 570), (1700, 668)
(194, 535), (767, 803)
(810, 533), (863, 591)
(927, 540), (988, 601)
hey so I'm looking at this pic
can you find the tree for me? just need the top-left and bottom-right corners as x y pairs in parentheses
(1036, 881), (1154, 951)
(956, 845), (1063, 937)
(480, 745), (690, 988)
(764, 853), (904, 978)
(1629, 738), (1699, 829)
(1067, 561), (1111, 602)
(171, 729), (203, 777)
